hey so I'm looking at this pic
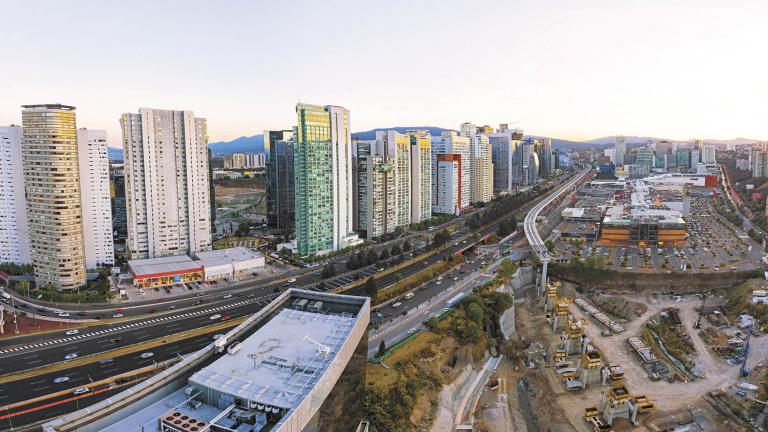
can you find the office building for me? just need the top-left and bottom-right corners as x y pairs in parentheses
(526, 149), (540, 185)
(266, 131), (295, 231)
(294, 104), (360, 255)
(110, 163), (127, 244)
(45, 290), (370, 432)
(21, 104), (86, 290)
(433, 154), (462, 214)
(702, 144), (716, 164)
(408, 130), (432, 223)
(120, 108), (212, 260)
(264, 129), (292, 159)
(432, 131), (470, 210)
(77, 129), (114, 268)
(636, 146), (654, 170)
(469, 133), (493, 203)
(0, 126), (31, 264)
(489, 128), (523, 193)
(615, 135), (626, 166)
(535, 138), (554, 178)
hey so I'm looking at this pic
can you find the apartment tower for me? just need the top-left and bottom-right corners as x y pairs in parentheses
(408, 130), (431, 223)
(0, 126), (31, 264)
(21, 104), (86, 290)
(294, 103), (359, 255)
(77, 129), (115, 267)
(120, 108), (212, 259)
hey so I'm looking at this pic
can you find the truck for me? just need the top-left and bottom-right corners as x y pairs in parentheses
(446, 292), (466, 308)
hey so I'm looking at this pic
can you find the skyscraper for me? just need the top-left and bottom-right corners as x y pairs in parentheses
(21, 104), (86, 290)
(636, 146), (654, 171)
(266, 130), (295, 231)
(615, 135), (626, 166)
(469, 133), (493, 203)
(488, 129), (523, 193)
(432, 131), (470, 210)
(408, 130), (431, 224)
(535, 138), (553, 178)
(0, 125), (31, 265)
(120, 108), (212, 259)
(294, 104), (359, 255)
(77, 129), (114, 268)
(702, 144), (716, 164)
(264, 130), (291, 159)
(433, 154), (462, 214)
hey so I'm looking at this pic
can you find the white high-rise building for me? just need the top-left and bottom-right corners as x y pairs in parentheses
(469, 133), (493, 203)
(432, 131), (470, 210)
(0, 126), (31, 264)
(615, 135), (626, 166)
(77, 129), (114, 268)
(433, 154), (462, 214)
(120, 108), (212, 259)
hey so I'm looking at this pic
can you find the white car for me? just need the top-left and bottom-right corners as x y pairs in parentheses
(65, 329), (80, 336)
(53, 376), (70, 384)
(392, 302), (402, 308)
(222, 294), (232, 299)
(73, 387), (90, 395)
(407, 328), (417, 334)
(287, 278), (297, 283)
(139, 352), (154, 359)
(112, 313), (123, 318)
(64, 353), (78, 360)
(58, 312), (70, 318)
(443, 307), (450, 312)
(436, 281), (442, 285)
(209, 314), (222, 320)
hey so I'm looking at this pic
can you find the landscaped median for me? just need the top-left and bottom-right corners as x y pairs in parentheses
(0, 317), (246, 385)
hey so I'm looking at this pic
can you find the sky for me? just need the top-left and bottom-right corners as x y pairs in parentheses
(1, 0), (767, 147)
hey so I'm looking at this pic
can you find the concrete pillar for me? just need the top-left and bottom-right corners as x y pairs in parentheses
(539, 259), (548, 296)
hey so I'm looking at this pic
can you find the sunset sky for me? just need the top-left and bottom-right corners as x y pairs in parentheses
(1, 0), (766, 147)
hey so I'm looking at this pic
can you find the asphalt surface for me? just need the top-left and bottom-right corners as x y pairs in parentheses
(0, 171), (579, 430)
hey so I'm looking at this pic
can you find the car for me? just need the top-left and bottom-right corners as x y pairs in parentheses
(76, 311), (86, 316)
(212, 334), (225, 340)
(209, 314), (222, 320)
(53, 376), (70, 383)
(139, 352), (154, 359)
(196, 292), (205, 297)
(65, 329), (80, 335)
(436, 281), (442, 285)
(407, 328), (417, 334)
(64, 353), (78, 360)
(109, 338), (121, 344)
(392, 302), (402, 308)
(601, 330), (612, 337)
(443, 307), (450, 312)
(377, 268), (384, 272)
(112, 313), (123, 318)
(453, 277), (459, 281)
(138, 289), (145, 295)
(287, 278), (297, 283)
(98, 358), (114, 365)
(194, 300), (203, 305)
(166, 305), (176, 310)
(222, 294), (232, 299)
(73, 387), (90, 395)
(221, 314), (231, 321)
(58, 312), (70, 318)
(148, 309), (157, 314)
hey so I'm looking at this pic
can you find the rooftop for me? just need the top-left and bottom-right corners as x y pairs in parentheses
(189, 307), (356, 410)
(194, 247), (263, 267)
(21, 103), (76, 111)
(128, 255), (202, 277)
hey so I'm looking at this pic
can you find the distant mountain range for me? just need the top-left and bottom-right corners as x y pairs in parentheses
(106, 130), (760, 161)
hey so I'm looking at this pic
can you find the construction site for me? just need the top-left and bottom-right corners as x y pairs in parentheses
(505, 278), (768, 432)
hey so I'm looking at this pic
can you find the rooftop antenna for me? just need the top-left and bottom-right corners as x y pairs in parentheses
(304, 334), (331, 357)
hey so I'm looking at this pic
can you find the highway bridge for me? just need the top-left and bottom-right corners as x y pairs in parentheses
(523, 168), (593, 293)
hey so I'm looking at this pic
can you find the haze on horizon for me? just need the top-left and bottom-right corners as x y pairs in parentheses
(1, 0), (766, 147)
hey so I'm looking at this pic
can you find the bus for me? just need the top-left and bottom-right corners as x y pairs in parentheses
(404, 292), (415, 300)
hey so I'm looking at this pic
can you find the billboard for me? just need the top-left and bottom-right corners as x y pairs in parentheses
(747, 184), (755, 190)
(752, 193), (762, 200)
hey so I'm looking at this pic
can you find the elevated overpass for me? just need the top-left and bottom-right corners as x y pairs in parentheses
(524, 168), (593, 293)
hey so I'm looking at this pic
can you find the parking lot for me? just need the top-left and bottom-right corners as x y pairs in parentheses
(555, 196), (763, 273)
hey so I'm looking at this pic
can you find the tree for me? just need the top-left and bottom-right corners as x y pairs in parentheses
(321, 264), (336, 279)
(497, 259), (518, 282)
(377, 340), (386, 357)
(379, 248), (390, 261)
(402, 240), (411, 252)
(346, 253), (359, 270)
(391, 243), (402, 256)
(366, 249), (379, 266)
(545, 239), (555, 253)
(433, 230), (450, 248)
(466, 303), (485, 324)
(365, 277), (378, 303)
(235, 220), (250, 236)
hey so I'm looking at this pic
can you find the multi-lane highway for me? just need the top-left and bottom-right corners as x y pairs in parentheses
(0, 170), (582, 430)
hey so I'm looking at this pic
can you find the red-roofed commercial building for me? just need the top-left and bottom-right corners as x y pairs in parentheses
(128, 256), (203, 289)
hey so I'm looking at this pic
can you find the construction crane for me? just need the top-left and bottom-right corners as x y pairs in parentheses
(304, 335), (331, 358)
(741, 324), (753, 377)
